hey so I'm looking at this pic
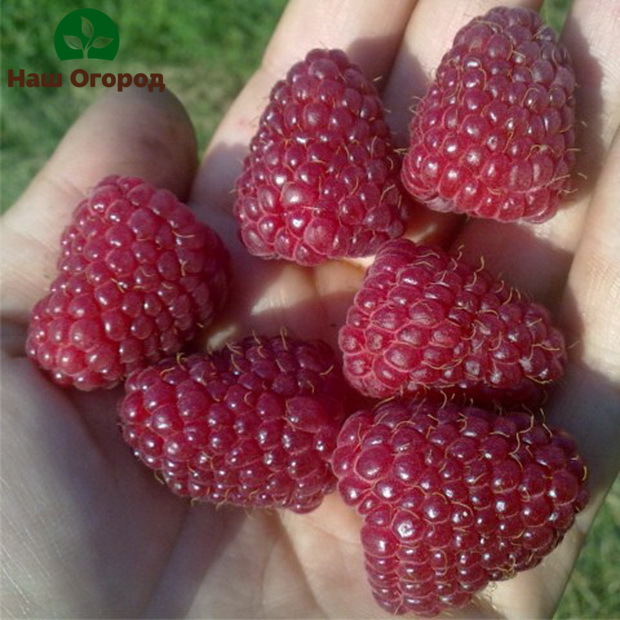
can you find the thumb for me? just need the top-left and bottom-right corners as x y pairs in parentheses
(1, 86), (197, 325)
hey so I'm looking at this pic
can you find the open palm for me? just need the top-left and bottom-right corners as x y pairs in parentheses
(2, 0), (619, 617)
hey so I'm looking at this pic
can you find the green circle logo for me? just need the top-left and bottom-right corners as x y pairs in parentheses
(54, 9), (119, 61)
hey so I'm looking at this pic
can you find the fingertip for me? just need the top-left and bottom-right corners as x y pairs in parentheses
(1, 86), (198, 321)
(12, 85), (197, 220)
(71, 85), (198, 198)
(5, 85), (198, 255)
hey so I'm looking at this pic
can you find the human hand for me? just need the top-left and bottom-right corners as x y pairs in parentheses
(2, 0), (618, 617)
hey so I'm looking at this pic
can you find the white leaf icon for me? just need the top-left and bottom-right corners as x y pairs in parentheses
(81, 17), (94, 39)
(64, 35), (83, 50)
(92, 37), (113, 49)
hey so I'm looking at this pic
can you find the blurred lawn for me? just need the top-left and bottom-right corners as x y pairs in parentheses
(1, 1), (618, 617)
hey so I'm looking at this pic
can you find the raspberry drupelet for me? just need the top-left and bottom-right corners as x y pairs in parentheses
(401, 6), (577, 222)
(26, 175), (231, 390)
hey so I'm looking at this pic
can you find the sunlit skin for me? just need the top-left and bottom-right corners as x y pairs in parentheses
(1, 0), (618, 617)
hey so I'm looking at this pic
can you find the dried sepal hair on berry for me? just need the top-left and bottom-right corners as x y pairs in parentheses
(401, 6), (577, 222)
(332, 397), (589, 616)
(338, 239), (566, 408)
(119, 334), (351, 513)
(234, 48), (413, 266)
(26, 175), (231, 390)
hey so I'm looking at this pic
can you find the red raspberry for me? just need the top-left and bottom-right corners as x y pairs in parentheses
(401, 6), (576, 223)
(338, 239), (566, 407)
(26, 175), (230, 391)
(332, 398), (589, 616)
(234, 48), (411, 266)
(119, 334), (350, 513)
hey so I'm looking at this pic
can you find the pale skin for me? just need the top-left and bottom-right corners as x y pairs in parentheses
(1, 0), (619, 617)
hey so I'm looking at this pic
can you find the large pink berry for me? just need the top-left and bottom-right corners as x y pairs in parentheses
(332, 398), (588, 616)
(26, 175), (231, 390)
(119, 334), (351, 513)
(234, 48), (412, 266)
(339, 239), (566, 407)
(401, 6), (576, 222)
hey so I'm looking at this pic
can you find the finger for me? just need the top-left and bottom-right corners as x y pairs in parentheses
(1, 87), (197, 323)
(556, 128), (620, 483)
(448, 0), (620, 304)
(492, 129), (620, 619)
(565, 0), (620, 154)
(190, 0), (418, 213)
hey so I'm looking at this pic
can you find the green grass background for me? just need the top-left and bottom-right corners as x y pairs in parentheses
(1, 1), (618, 617)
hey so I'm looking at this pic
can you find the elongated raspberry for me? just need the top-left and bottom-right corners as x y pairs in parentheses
(338, 239), (565, 407)
(26, 175), (230, 390)
(332, 398), (588, 616)
(119, 334), (350, 513)
(401, 6), (576, 222)
(234, 48), (412, 266)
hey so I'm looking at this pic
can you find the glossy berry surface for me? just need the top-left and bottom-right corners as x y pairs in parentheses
(339, 239), (566, 407)
(401, 6), (576, 222)
(119, 334), (350, 513)
(26, 175), (230, 390)
(234, 48), (411, 266)
(332, 398), (589, 616)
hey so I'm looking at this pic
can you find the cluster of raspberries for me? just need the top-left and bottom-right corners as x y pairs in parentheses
(26, 7), (587, 618)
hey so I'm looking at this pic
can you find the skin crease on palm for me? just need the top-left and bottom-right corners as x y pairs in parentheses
(1, 0), (619, 617)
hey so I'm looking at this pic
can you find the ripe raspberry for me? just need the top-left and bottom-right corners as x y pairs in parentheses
(119, 334), (350, 513)
(26, 175), (230, 391)
(332, 398), (589, 616)
(234, 48), (411, 266)
(401, 6), (576, 222)
(338, 239), (565, 407)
